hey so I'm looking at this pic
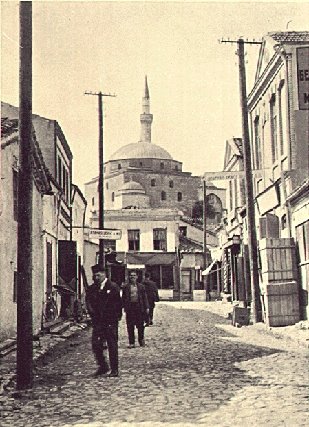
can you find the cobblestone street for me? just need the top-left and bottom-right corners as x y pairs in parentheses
(0, 302), (308, 427)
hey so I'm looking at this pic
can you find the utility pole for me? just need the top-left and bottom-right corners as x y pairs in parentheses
(203, 180), (208, 296)
(17, 1), (33, 390)
(85, 91), (116, 266)
(220, 37), (262, 323)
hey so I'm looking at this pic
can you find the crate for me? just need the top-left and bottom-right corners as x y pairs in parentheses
(259, 238), (297, 283)
(264, 281), (300, 327)
(232, 306), (250, 326)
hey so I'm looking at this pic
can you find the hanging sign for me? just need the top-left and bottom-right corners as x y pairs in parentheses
(203, 170), (262, 181)
(89, 229), (122, 240)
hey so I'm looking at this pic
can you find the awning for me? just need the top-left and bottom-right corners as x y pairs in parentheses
(126, 252), (176, 266)
(202, 260), (219, 276)
(54, 284), (76, 295)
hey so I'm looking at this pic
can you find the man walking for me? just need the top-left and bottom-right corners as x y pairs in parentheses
(122, 270), (149, 348)
(86, 264), (122, 377)
(143, 272), (160, 326)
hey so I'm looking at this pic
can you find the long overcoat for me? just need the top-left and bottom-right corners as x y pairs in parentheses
(86, 279), (122, 327)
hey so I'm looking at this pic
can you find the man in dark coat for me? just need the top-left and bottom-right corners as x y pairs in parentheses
(143, 272), (160, 326)
(122, 270), (149, 348)
(86, 264), (122, 377)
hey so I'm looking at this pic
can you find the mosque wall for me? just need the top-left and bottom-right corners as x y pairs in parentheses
(103, 171), (200, 215)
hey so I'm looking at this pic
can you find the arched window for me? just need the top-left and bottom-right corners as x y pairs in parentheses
(161, 191), (166, 201)
(112, 192), (115, 202)
(151, 179), (156, 187)
(106, 182), (109, 189)
(160, 162), (164, 169)
(177, 192), (182, 202)
(169, 180), (174, 188)
(118, 163), (122, 170)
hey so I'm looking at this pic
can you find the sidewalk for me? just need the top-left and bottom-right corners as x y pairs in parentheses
(0, 321), (89, 395)
(163, 301), (309, 351)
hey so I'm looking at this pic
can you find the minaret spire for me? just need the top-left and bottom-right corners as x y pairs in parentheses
(140, 75), (153, 143)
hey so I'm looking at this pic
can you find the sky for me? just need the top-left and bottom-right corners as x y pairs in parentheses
(1, 0), (309, 190)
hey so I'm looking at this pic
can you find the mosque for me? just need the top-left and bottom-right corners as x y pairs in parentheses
(84, 78), (225, 298)
(85, 77), (203, 216)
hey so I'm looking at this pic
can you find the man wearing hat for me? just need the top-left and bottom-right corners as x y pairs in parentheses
(86, 264), (122, 377)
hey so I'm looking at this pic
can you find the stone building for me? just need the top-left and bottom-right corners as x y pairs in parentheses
(0, 118), (52, 339)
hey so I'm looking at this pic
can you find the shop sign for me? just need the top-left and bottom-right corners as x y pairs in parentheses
(256, 183), (280, 216)
(203, 170), (262, 181)
(297, 47), (309, 110)
(89, 228), (122, 240)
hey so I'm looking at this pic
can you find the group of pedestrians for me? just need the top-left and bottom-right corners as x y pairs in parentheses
(85, 264), (159, 378)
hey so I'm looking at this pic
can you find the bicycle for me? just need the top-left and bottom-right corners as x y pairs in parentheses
(42, 291), (59, 323)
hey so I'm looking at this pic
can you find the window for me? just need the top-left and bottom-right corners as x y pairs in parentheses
(106, 182), (109, 189)
(296, 221), (309, 263)
(278, 81), (284, 156)
(179, 226), (187, 237)
(92, 197), (95, 206)
(175, 165), (179, 171)
(13, 169), (18, 221)
(140, 161), (143, 167)
(169, 180), (174, 188)
(128, 229), (140, 251)
(270, 94), (278, 163)
(153, 228), (167, 251)
(118, 164), (121, 170)
(229, 180), (233, 211)
(177, 192), (182, 202)
(281, 214), (287, 230)
(13, 271), (17, 303)
(151, 179), (156, 187)
(254, 116), (262, 170)
(112, 192), (115, 202)
(160, 162), (164, 169)
(161, 191), (166, 201)
(57, 156), (62, 187)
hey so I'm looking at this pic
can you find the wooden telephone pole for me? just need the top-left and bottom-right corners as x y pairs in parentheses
(17, 1), (33, 390)
(203, 181), (208, 295)
(85, 91), (116, 266)
(220, 37), (262, 323)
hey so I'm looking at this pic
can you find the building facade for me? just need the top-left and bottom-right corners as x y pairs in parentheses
(248, 31), (309, 320)
(0, 118), (52, 339)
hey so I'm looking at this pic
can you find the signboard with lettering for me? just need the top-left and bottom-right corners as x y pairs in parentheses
(297, 47), (309, 110)
(203, 170), (262, 181)
(256, 183), (280, 216)
(89, 229), (122, 240)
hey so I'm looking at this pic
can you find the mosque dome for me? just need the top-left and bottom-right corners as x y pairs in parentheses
(110, 142), (173, 161)
(118, 180), (146, 194)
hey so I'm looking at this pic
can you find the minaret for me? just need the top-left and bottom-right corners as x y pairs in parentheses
(140, 76), (153, 143)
